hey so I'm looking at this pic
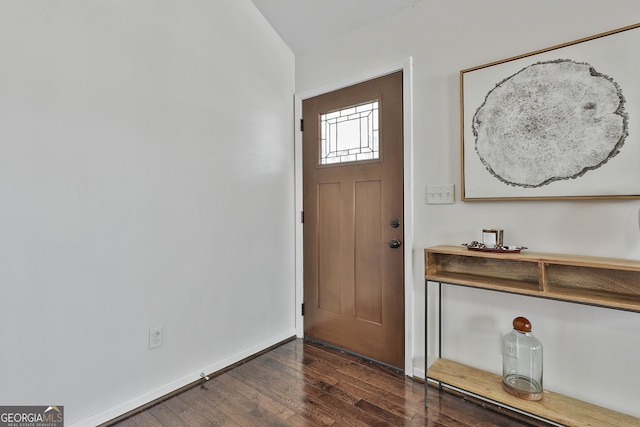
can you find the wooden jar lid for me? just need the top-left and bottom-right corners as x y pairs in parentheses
(513, 316), (532, 332)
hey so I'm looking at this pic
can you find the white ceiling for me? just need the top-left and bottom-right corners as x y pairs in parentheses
(250, 0), (422, 54)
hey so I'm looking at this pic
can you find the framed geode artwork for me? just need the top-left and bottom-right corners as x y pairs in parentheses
(461, 23), (640, 201)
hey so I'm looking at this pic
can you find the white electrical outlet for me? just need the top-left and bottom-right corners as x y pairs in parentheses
(149, 326), (162, 349)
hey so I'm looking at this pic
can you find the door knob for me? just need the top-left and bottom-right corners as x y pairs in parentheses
(388, 239), (402, 249)
(390, 218), (400, 228)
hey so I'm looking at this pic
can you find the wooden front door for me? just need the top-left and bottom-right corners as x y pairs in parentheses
(302, 71), (404, 370)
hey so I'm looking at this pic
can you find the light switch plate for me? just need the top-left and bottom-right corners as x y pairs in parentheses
(426, 184), (455, 204)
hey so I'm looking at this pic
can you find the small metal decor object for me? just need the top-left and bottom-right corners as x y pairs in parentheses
(461, 241), (527, 253)
(482, 228), (503, 248)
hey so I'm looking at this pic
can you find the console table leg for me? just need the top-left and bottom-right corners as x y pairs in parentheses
(424, 278), (428, 407)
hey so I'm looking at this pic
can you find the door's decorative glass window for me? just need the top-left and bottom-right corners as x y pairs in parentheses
(320, 100), (379, 165)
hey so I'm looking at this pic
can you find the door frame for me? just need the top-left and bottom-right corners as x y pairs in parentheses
(294, 57), (414, 373)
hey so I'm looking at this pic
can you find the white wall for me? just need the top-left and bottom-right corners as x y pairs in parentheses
(296, 0), (640, 418)
(0, 1), (295, 426)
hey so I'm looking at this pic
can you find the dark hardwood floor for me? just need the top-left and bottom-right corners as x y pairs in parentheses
(107, 339), (541, 426)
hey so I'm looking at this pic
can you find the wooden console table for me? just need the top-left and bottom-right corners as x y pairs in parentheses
(424, 245), (640, 426)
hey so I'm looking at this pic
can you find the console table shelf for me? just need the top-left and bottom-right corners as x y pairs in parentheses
(424, 245), (640, 426)
(425, 245), (640, 312)
(429, 358), (639, 426)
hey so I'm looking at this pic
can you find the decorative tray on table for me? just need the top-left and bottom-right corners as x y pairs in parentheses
(462, 242), (527, 253)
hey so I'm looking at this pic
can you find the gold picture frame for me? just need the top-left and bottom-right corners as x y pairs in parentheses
(461, 23), (640, 201)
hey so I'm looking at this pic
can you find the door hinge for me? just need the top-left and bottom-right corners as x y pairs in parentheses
(300, 210), (304, 223)
(301, 303), (305, 316)
(300, 119), (304, 132)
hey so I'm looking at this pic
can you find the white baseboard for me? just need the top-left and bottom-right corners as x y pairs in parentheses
(70, 330), (296, 427)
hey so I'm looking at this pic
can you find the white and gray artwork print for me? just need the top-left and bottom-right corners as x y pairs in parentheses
(472, 59), (628, 188)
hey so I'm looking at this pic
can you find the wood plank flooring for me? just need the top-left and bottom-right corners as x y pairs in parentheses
(107, 339), (541, 426)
